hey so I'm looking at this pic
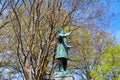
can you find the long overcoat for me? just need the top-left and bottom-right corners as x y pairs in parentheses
(56, 32), (71, 59)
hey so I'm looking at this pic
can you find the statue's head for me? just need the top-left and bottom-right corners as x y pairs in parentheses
(58, 28), (64, 34)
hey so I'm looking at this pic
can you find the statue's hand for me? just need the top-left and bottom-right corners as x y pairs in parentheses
(68, 31), (72, 35)
(67, 46), (72, 49)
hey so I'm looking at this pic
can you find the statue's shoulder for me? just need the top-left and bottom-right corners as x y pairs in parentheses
(58, 33), (62, 37)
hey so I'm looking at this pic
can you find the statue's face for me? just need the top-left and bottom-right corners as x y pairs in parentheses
(58, 28), (64, 34)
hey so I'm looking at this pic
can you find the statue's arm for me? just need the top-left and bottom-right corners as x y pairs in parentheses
(67, 45), (72, 49)
(64, 40), (72, 49)
(64, 38), (72, 49)
(58, 31), (71, 38)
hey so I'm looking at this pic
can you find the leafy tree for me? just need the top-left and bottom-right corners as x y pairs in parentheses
(68, 27), (114, 80)
(0, 0), (113, 80)
(91, 45), (120, 80)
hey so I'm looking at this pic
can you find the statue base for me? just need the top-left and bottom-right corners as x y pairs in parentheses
(53, 71), (74, 80)
(53, 74), (74, 80)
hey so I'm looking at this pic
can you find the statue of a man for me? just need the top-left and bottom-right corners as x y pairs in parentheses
(56, 28), (72, 72)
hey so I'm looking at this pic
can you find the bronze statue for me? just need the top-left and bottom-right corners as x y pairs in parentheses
(56, 28), (72, 72)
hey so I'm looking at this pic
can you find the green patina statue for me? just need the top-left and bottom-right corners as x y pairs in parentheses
(56, 28), (72, 73)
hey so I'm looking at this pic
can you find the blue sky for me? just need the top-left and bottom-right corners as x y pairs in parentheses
(109, 0), (120, 44)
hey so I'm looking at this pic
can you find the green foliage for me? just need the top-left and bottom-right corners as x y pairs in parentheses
(91, 45), (120, 80)
(0, 0), (116, 80)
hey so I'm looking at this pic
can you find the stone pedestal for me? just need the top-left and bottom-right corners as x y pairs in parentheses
(52, 71), (74, 80)
(54, 74), (74, 80)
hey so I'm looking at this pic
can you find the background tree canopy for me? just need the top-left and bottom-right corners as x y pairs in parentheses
(0, 0), (119, 80)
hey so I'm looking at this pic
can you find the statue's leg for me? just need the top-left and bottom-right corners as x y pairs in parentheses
(58, 58), (67, 71)
(58, 58), (63, 71)
(58, 58), (60, 71)
(63, 58), (67, 71)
